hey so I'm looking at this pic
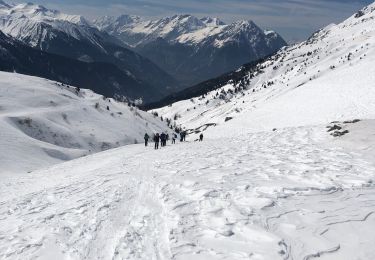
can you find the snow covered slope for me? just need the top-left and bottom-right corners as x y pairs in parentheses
(0, 72), (169, 175)
(154, 2), (375, 136)
(94, 14), (286, 86)
(1, 123), (374, 259)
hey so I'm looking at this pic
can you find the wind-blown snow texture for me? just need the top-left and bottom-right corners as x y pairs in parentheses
(1, 2), (375, 260)
(0, 123), (374, 259)
(0, 72), (169, 175)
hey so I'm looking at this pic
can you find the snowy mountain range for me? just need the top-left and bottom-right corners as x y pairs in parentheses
(0, 1), (288, 101)
(0, 1), (178, 102)
(153, 3), (375, 135)
(0, 71), (170, 175)
(94, 14), (287, 86)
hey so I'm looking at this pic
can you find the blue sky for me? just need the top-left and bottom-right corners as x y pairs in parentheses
(12, 0), (374, 42)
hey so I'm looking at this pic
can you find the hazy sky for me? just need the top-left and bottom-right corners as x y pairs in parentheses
(11, 0), (374, 42)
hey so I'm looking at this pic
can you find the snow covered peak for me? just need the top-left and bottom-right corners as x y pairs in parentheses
(0, 1), (91, 28)
(200, 17), (225, 26)
(149, 14), (206, 36)
(96, 14), (217, 46)
(175, 14), (205, 26)
(93, 12), (286, 85)
(117, 14), (141, 25)
(0, 2), (107, 48)
(93, 14), (141, 32)
(264, 30), (276, 35)
(174, 19), (263, 46)
(94, 13), (284, 48)
(231, 19), (256, 27)
(175, 18), (267, 47)
(14, 2), (48, 12)
(223, 20), (259, 36)
(6, 2), (90, 26)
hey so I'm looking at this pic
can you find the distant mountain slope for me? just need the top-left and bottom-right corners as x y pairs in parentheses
(0, 71), (170, 174)
(0, 31), (162, 102)
(0, 1), (178, 101)
(143, 57), (270, 110)
(94, 14), (287, 86)
(153, 2), (375, 134)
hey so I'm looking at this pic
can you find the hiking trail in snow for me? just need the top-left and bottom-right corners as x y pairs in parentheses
(1, 125), (374, 260)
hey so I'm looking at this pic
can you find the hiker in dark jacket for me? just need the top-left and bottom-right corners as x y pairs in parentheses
(154, 133), (160, 149)
(160, 133), (166, 147)
(172, 133), (177, 144)
(144, 133), (149, 146)
(199, 133), (203, 142)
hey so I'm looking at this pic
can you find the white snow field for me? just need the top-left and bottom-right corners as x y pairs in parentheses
(0, 122), (374, 260)
(0, 72), (169, 175)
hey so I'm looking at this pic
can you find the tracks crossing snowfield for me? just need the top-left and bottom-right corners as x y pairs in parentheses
(1, 125), (375, 260)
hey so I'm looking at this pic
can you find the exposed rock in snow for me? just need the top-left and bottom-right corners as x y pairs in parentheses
(329, 119), (375, 163)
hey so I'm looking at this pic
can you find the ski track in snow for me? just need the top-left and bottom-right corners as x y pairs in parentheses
(1, 125), (374, 260)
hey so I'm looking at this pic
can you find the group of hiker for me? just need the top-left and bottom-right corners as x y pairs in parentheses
(144, 131), (203, 149)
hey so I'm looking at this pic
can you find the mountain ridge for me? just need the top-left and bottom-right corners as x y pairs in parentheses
(0, 1), (179, 102)
(94, 14), (287, 86)
(0, 31), (164, 102)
